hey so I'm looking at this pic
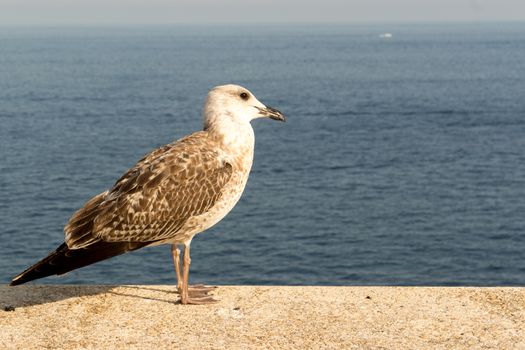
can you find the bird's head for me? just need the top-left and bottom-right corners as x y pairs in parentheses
(203, 84), (286, 130)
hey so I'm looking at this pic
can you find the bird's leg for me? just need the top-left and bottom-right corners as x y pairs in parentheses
(180, 243), (191, 304)
(179, 242), (217, 305)
(171, 245), (183, 292)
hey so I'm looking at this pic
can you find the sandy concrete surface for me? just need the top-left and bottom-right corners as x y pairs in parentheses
(0, 285), (524, 349)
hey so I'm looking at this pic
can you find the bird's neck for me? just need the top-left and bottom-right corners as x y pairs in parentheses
(204, 114), (255, 158)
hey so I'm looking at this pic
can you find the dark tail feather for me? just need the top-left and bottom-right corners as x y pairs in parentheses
(10, 241), (149, 286)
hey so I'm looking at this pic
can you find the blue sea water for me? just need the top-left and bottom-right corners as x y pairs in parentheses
(1, 23), (524, 286)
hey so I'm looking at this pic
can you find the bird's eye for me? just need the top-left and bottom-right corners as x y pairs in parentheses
(240, 92), (249, 100)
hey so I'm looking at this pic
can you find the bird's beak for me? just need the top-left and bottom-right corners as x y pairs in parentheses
(255, 106), (286, 122)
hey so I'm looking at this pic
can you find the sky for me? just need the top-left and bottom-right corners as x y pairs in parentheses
(1, 0), (525, 26)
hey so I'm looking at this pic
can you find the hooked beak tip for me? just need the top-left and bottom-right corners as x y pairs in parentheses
(257, 106), (286, 122)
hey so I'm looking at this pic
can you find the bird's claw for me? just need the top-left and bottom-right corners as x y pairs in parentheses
(180, 295), (219, 305)
(178, 284), (218, 304)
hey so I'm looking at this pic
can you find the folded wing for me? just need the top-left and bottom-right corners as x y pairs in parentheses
(65, 132), (232, 248)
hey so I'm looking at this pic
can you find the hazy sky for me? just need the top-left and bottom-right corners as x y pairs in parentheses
(2, 0), (524, 26)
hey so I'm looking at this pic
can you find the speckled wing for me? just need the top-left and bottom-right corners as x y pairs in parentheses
(65, 132), (232, 248)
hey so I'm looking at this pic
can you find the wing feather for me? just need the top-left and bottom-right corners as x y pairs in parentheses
(65, 132), (233, 248)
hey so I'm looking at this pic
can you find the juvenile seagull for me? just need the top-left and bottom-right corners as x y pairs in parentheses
(10, 84), (286, 304)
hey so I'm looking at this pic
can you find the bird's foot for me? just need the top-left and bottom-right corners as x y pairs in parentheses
(180, 295), (218, 305)
(178, 284), (218, 305)
(177, 284), (217, 294)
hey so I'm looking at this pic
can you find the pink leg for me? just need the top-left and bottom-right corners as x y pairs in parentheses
(179, 243), (217, 305)
(171, 245), (182, 292)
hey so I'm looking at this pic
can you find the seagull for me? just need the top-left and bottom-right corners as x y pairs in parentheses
(10, 84), (286, 305)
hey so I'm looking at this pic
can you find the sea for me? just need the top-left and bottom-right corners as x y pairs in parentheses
(1, 23), (524, 286)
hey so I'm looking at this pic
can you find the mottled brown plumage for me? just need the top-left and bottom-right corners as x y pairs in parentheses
(10, 84), (286, 304)
(65, 132), (233, 248)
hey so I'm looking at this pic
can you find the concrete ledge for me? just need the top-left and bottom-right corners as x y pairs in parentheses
(1, 285), (524, 349)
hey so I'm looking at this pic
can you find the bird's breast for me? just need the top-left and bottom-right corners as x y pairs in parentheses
(166, 141), (254, 245)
